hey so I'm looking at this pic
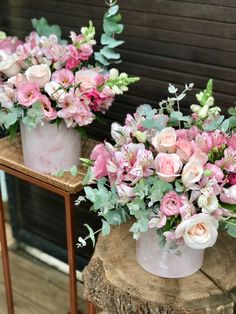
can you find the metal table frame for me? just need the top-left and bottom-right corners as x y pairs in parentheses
(0, 164), (78, 314)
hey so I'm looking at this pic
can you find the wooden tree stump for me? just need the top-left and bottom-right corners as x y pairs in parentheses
(83, 222), (236, 314)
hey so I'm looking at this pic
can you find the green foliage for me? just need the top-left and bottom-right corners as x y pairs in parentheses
(31, 17), (62, 40)
(22, 102), (44, 130)
(224, 218), (236, 238)
(95, 4), (124, 67)
(196, 79), (213, 107)
(84, 224), (96, 247)
(70, 165), (78, 177)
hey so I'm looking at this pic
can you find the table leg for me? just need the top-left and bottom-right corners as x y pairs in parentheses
(64, 193), (78, 314)
(87, 301), (96, 314)
(0, 188), (14, 314)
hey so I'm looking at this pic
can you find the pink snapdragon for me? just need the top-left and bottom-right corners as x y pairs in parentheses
(17, 83), (41, 107)
(160, 191), (183, 216)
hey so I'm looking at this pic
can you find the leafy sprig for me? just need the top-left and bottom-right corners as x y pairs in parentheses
(95, 3), (124, 67)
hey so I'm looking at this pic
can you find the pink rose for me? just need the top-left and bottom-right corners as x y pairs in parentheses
(152, 127), (177, 153)
(182, 159), (204, 187)
(204, 163), (224, 182)
(154, 153), (182, 182)
(228, 173), (236, 186)
(176, 139), (193, 162)
(90, 143), (111, 179)
(17, 83), (41, 107)
(37, 94), (57, 121)
(75, 68), (98, 91)
(25, 64), (51, 88)
(160, 191), (182, 216)
(51, 69), (74, 87)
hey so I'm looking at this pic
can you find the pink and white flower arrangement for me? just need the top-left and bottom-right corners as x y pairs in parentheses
(0, 10), (139, 135)
(78, 80), (236, 251)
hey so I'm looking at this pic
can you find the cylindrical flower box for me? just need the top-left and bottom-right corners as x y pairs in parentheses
(136, 229), (205, 278)
(20, 121), (81, 174)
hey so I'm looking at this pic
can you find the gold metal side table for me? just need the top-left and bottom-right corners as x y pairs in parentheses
(0, 135), (96, 314)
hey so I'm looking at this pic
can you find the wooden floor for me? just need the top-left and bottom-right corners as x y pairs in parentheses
(0, 225), (87, 314)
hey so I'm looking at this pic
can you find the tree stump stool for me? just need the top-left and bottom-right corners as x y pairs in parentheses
(83, 222), (236, 314)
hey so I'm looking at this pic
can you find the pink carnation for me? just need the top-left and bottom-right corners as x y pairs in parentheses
(227, 133), (236, 150)
(78, 44), (93, 61)
(0, 37), (22, 54)
(17, 83), (41, 107)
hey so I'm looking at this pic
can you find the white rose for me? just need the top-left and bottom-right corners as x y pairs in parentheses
(175, 213), (219, 249)
(182, 159), (204, 187)
(25, 64), (51, 88)
(44, 81), (65, 101)
(0, 52), (21, 77)
(152, 127), (177, 153)
(198, 193), (219, 214)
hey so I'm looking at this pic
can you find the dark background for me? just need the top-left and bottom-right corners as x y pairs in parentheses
(0, 0), (236, 269)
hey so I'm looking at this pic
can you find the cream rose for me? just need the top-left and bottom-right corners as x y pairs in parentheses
(154, 153), (182, 182)
(0, 52), (21, 77)
(152, 127), (177, 153)
(175, 213), (219, 249)
(182, 159), (204, 187)
(25, 64), (51, 88)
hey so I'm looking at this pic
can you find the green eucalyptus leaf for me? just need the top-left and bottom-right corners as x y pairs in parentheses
(82, 167), (92, 185)
(101, 219), (111, 236)
(100, 47), (120, 60)
(84, 224), (96, 247)
(84, 186), (96, 203)
(4, 112), (17, 129)
(106, 5), (119, 17)
(0, 111), (7, 124)
(228, 107), (236, 116)
(70, 165), (78, 177)
(221, 118), (230, 132)
(227, 223), (236, 237)
(94, 52), (109, 66)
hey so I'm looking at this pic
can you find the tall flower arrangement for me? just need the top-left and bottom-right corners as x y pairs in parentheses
(0, 5), (139, 137)
(78, 80), (236, 250)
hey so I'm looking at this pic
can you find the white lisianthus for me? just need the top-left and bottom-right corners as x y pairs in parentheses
(44, 81), (64, 101)
(175, 213), (219, 249)
(197, 193), (219, 214)
(25, 64), (51, 88)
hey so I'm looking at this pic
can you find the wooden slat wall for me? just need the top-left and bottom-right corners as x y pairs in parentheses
(0, 0), (236, 139)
